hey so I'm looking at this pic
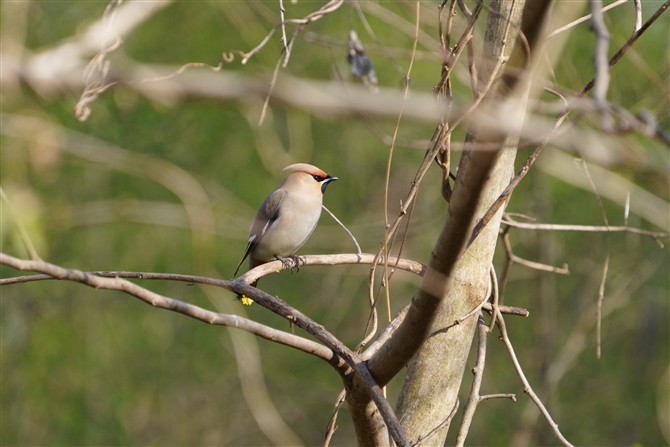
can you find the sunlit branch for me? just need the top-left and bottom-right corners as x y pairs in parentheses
(0, 252), (335, 362)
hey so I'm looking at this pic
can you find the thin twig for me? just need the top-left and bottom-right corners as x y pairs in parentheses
(455, 316), (490, 446)
(596, 254), (609, 359)
(581, 158), (611, 358)
(435, 0), (484, 96)
(498, 253), (514, 301)
(501, 215), (668, 243)
(456, 0), (479, 94)
(482, 302), (529, 317)
(633, 0), (642, 32)
(515, 262), (657, 443)
(546, 0), (628, 38)
(437, 0), (452, 51)
(367, 0), (491, 318)
(502, 229), (570, 275)
(360, 301), (529, 361)
(487, 265), (499, 332)
(361, 304), (410, 360)
(74, 0), (124, 121)
(322, 205), (361, 254)
(579, 157), (612, 360)
(367, 0), (421, 348)
(544, 87), (568, 109)
(495, 308), (575, 447)
(259, 56), (284, 125)
(589, 0), (612, 131)
(323, 389), (347, 447)
(412, 398), (460, 447)
(239, 1), (344, 65)
(468, 0), (670, 249)
(429, 288), (490, 338)
(278, 0), (289, 56)
(481, 393), (517, 401)
(236, 0), (344, 125)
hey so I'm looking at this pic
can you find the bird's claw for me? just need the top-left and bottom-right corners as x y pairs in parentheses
(276, 255), (303, 273)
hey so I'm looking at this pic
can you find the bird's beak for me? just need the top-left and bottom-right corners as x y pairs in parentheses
(321, 175), (338, 193)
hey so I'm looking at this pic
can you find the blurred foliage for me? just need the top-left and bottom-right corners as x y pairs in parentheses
(1, 1), (668, 446)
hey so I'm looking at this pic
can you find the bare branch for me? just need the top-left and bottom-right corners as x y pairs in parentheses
(596, 254), (609, 359)
(373, 0), (421, 352)
(469, 0), (670, 248)
(633, 0), (643, 31)
(579, 156), (612, 360)
(586, 1), (670, 93)
(502, 215), (668, 243)
(482, 302), (529, 318)
(322, 205), (361, 254)
(237, 253), (426, 288)
(480, 393), (517, 402)
(495, 308), (574, 447)
(227, 287), (409, 446)
(455, 316), (490, 446)
(361, 305), (411, 361)
(512, 262), (658, 443)
(278, 0), (289, 56)
(502, 230), (570, 275)
(0, 252), (335, 362)
(1, 251), (410, 446)
(73, 0), (173, 121)
(237, 1), (344, 65)
(428, 290), (490, 339)
(589, 0), (612, 130)
(323, 389), (347, 447)
(360, 300), (529, 362)
(537, 150), (669, 231)
(546, 0), (627, 38)
(412, 398), (459, 447)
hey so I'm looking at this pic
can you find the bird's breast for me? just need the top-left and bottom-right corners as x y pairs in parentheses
(252, 193), (323, 261)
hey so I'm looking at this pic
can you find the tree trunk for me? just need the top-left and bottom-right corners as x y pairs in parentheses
(394, 1), (527, 444)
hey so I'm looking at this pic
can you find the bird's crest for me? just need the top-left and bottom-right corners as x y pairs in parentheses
(283, 163), (328, 178)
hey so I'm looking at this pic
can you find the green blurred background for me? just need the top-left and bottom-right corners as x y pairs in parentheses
(1, 1), (668, 446)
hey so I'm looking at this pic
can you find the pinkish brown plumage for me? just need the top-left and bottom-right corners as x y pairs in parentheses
(234, 163), (337, 287)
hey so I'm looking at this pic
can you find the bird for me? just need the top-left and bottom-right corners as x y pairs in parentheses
(234, 163), (338, 291)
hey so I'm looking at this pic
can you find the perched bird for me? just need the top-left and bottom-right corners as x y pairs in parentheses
(234, 163), (338, 290)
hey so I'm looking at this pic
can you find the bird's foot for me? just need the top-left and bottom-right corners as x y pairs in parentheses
(276, 255), (303, 273)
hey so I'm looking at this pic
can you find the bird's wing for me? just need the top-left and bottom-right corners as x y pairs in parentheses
(233, 189), (287, 276)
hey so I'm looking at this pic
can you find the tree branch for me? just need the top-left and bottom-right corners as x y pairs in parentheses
(455, 316), (493, 446)
(494, 307), (574, 447)
(0, 252), (336, 363)
(502, 215), (669, 242)
(1, 250), (410, 446)
(468, 0), (670, 248)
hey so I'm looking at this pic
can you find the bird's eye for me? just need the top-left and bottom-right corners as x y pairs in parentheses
(312, 175), (324, 182)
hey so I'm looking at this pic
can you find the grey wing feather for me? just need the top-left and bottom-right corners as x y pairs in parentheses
(233, 189), (286, 276)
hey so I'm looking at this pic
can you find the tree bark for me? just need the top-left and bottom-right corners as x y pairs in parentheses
(394, 1), (528, 445)
(341, 0), (558, 444)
